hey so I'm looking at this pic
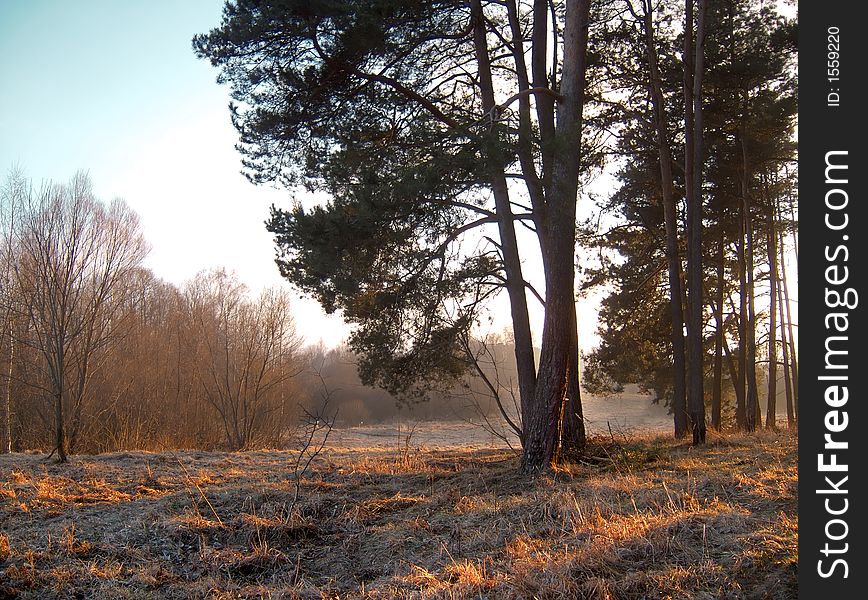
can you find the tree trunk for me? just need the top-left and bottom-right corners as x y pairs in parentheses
(685, 0), (707, 444)
(470, 0), (538, 443)
(777, 276), (795, 428)
(558, 303), (585, 459)
(1, 319), (11, 454)
(778, 224), (798, 418)
(736, 203), (747, 430)
(765, 204), (777, 429)
(711, 231), (724, 430)
(641, 0), (687, 438)
(741, 128), (758, 432)
(524, 277), (573, 469)
(531, 0), (557, 188)
(54, 388), (67, 462)
(522, 0), (591, 472)
(773, 197), (796, 427)
(722, 332), (743, 419)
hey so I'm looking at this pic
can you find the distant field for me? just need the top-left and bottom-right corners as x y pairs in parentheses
(340, 390), (793, 450)
(0, 429), (796, 599)
(333, 391), (674, 450)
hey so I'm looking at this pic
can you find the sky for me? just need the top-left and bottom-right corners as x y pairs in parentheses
(0, 0), (352, 347)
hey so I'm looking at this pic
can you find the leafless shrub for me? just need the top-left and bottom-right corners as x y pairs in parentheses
(287, 367), (337, 516)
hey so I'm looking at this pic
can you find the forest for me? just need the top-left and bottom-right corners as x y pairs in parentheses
(0, 0), (797, 597)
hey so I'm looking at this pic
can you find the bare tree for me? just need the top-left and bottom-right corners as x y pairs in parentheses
(76, 267), (184, 451)
(288, 366), (337, 516)
(186, 270), (302, 450)
(0, 170), (28, 453)
(456, 331), (523, 449)
(8, 173), (149, 461)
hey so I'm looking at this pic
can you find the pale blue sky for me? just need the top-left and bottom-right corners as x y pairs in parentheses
(1, 0), (218, 180)
(1, 0), (350, 347)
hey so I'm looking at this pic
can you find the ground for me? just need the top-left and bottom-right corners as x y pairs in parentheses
(0, 426), (796, 599)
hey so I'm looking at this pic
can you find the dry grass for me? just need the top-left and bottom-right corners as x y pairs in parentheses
(0, 428), (796, 599)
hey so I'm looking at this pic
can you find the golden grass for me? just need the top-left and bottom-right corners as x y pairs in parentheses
(0, 429), (796, 599)
(0, 533), (10, 562)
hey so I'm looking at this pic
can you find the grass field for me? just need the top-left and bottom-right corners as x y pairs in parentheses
(0, 427), (796, 599)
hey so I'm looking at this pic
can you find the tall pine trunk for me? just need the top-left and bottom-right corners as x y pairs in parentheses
(774, 194), (796, 427)
(741, 128), (758, 432)
(765, 204), (777, 428)
(736, 206), (747, 430)
(558, 304), (585, 458)
(722, 331), (742, 416)
(778, 225), (798, 419)
(711, 231), (725, 430)
(684, 0), (707, 444)
(470, 0), (537, 446)
(641, 0), (687, 438)
(777, 276), (795, 427)
(521, 0), (591, 471)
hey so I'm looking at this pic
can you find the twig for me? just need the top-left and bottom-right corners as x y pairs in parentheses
(288, 364), (337, 517)
(174, 455), (224, 527)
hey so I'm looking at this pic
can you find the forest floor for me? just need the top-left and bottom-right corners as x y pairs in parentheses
(0, 427), (796, 599)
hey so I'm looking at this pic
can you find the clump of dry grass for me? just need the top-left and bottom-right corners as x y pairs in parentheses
(362, 492), (425, 515)
(57, 524), (95, 558)
(0, 533), (10, 561)
(0, 428), (796, 599)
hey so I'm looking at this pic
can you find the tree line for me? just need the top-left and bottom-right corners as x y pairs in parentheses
(0, 172), (303, 459)
(583, 0), (797, 434)
(0, 171), (520, 458)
